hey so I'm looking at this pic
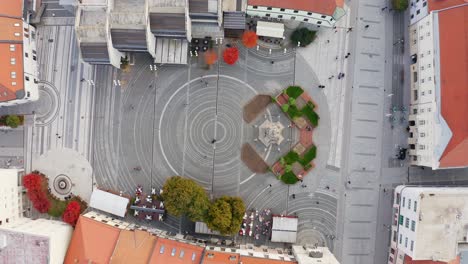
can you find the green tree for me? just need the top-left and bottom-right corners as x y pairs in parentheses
(162, 176), (210, 221)
(290, 28), (316, 47)
(393, 0), (408, 11)
(5, 115), (20, 128)
(206, 196), (246, 235)
(281, 103), (289, 112)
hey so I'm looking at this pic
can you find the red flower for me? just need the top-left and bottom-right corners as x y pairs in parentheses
(23, 173), (43, 191)
(242, 31), (258, 48)
(62, 201), (81, 226)
(204, 50), (218, 65)
(223, 47), (239, 65)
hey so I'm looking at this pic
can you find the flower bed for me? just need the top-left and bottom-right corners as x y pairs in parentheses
(23, 171), (87, 226)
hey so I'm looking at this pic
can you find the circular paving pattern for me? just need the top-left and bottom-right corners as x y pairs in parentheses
(34, 81), (60, 126)
(53, 174), (72, 195)
(158, 75), (258, 183)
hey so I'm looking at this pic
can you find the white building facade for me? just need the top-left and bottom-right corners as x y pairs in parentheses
(0, 169), (24, 226)
(388, 186), (468, 263)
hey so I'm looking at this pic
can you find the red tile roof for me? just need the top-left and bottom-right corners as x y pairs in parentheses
(64, 216), (121, 264)
(247, 0), (344, 16)
(437, 4), (468, 168)
(404, 254), (460, 264)
(201, 250), (240, 264)
(428, 0), (468, 12)
(110, 230), (157, 264)
(148, 237), (204, 264)
(0, 0), (23, 18)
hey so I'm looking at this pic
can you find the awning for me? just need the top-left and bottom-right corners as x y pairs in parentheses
(256, 21), (284, 39)
(154, 38), (188, 64)
(271, 216), (298, 243)
(89, 189), (129, 217)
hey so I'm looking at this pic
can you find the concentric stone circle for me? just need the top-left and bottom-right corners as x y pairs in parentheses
(34, 81), (60, 126)
(53, 174), (72, 195)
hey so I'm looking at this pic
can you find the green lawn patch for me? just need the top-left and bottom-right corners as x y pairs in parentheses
(285, 86), (304, 99)
(302, 105), (320, 127)
(280, 171), (299, 184)
(300, 145), (317, 166)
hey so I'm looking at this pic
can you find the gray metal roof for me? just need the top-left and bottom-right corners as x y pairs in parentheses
(223, 11), (245, 29)
(80, 42), (110, 64)
(111, 29), (147, 51)
(154, 38), (188, 64)
(149, 13), (186, 36)
(189, 0), (208, 13)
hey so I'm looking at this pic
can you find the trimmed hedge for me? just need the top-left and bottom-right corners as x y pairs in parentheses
(284, 151), (300, 164)
(302, 105), (320, 127)
(287, 105), (302, 119)
(300, 145), (317, 166)
(281, 171), (299, 184)
(285, 86), (304, 99)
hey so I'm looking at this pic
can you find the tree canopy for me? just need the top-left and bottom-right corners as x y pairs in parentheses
(223, 47), (239, 65)
(242, 31), (258, 48)
(290, 28), (316, 47)
(5, 115), (21, 128)
(206, 196), (245, 235)
(162, 176), (210, 221)
(204, 50), (218, 65)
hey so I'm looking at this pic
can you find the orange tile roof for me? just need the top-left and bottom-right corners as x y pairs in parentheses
(0, 0), (23, 18)
(110, 230), (157, 264)
(404, 254), (460, 264)
(148, 237), (204, 264)
(239, 256), (297, 264)
(428, 0), (468, 12)
(436, 4), (468, 168)
(247, 0), (343, 16)
(64, 216), (121, 264)
(201, 250), (240, 264)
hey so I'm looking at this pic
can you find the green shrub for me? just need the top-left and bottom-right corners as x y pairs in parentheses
(285, 86), (304, 99)
(5, 115), (21, 128)
(281, 103), (289, 112)
(279, 157), (286, 166)
(284, 151), (300, 164)
(300, 145), (317, 166)
(287, 105), (301, 119)
(48, 199), (68, 217)
(302, 105), (320, 127)
(288, 97), (296, 106)
(271, 96), (277, 103)
(285, 164), (292, 173)
(393, 0), (408, 11)
(291, 28), (316, 47)
(281, 171), (298, 184)
(303, 163), (312, 171)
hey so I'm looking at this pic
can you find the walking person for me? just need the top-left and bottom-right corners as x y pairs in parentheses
(364, 24), (370, 29)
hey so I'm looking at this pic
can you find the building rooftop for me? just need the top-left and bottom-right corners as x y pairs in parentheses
(110, 0), (146, 29)
(247, 0), (344, 16)
(148, 237), (204, 264)
(428, 0), (468, 12)
(292, 246), (339, 264)
(239, 256), (297, 264)
(110, 230), (157, 264)
(404, 254), (460, 264)
(0, 0), (23, 17)
(201, 250), (240, 264)
(271, 216), (298, 243)
(435, 4), (468, 168)
(65, 215), (121, 264)
(76, 8), (107, 43)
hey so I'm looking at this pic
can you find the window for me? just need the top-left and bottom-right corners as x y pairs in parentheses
(421, 79), (425, 84)
(413, 109), (417, 114)
(408, 199), (411, 209)
(421, 108), (425, 113)
(10, 58), (16, 65)
(399, 234), (402, 244)
(428, 107), (431, 112)
(11, 72), (16, 78)
(419, 120), (425, 125)
(11, 82), (17, 86)
(411, 240), (414, 250)
(420, 133), (425, 137)
(421, 91), (425, 96)
(399, 215), (404, 225)
(419, 36), (423, 40)
(411, 14), (414, 19)
(321, 15), (326, 18)
(265, 14), (270, 17)
(317, 21), (322, 24)
(411, 220), (416, 231)
(9, 44), (15, 51)
(25, 76), (29, 81)
(253, 5), (257, 8)
(14, 23), (20, 27)
(419, 145), (425, 150)
(405, 217), (409, 228)
(414, 201), (417, 212)
(402, 197), (406, 207)
(33, 55), (36, 61)
(426, 32), (430, 37)
(405, 237), (408, 247)
(428, 77), (432, 82)
(427, 50), (431, 55)
(171, 248), (176, 256)
(427, 64), (431, 68)
(293, 10), (298, 13)
(413, 90), (418, 100)
(280, 8), (285, 11)
(192, 253), (197, 261)
(14, 32), (20, 37)
(278, 15), (283, 18)
(267, 7), (272, 10)
(416, 9), (420, 15)
(307, 12), (312, 15)
(303, 18), (308, 22)
(413, 155), (418, 161)
(179, 250), (185, 258)
(413, 72), (418, 82)
(290, 16), (296, 20)
(423, 2), (427, 6)
(159, 245), (165, 254)
(420, 66), (424, 70)
(25, 52), (28, 58)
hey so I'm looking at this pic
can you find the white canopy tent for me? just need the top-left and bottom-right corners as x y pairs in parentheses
(256, 21), (285, 39)
(271, 216), (298, 243)
(89, 189), (129, 217)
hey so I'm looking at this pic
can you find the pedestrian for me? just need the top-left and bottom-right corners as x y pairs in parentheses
(211, 139), (216, 144)
(325, 186), (330, 190)
(268, 184), (272, 187)
(365, 25), (370, 29)
(345, 55), (349, 59)
(326, 40), (330, 43)
(333, 26), (337, 29)
(347, 27), (353, 33)
(381, 6), (388, 11)
(292, 194), (296, 199)
(271, 61), (274, 64)
(347, 52), (351, 56)
(328, 75), (334, 80)
(335, 56), (339, 60)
